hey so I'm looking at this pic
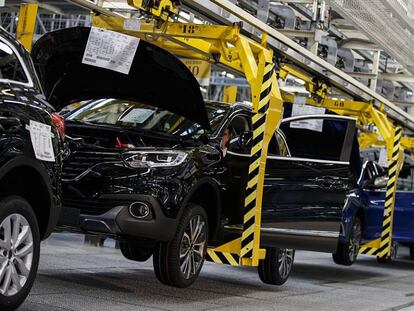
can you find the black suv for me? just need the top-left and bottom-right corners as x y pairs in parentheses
(0, 29), (64, 310)
(32, 27), (358, 288)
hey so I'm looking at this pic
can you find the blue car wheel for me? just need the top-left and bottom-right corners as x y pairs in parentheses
(333, 217), (361, 266)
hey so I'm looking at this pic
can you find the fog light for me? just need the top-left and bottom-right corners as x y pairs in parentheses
(129, 202), (150, 219)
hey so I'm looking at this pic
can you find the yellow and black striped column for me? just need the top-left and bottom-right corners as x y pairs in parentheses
(359, 127), (402, 257)
(240, 62), (275, 260)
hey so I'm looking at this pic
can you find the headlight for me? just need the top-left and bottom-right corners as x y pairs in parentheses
(123, 151), (188, 168)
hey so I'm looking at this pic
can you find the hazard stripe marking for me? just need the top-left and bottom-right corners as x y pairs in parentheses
(240, 62), (275, 261)
(360, 127), (402, 259)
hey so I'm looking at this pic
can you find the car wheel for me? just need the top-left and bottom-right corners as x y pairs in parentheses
(258, 247), (295, 286)
(377, 241), (398, 264)
(153, 203), (208, 288)
(0, 196), (40, 311)
(332, 217), (362, 266)
(410, 246), (414, 260)
(120, 240), (152, 262)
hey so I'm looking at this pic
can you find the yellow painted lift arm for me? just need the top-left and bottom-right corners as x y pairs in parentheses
(16, 3), (38, 52)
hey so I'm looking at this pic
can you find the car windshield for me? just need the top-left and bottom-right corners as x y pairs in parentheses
(65, 99), (228, 139)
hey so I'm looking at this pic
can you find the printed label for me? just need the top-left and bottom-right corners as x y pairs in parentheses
(82, 27), (140, 75)
(27, 120), (55, 162)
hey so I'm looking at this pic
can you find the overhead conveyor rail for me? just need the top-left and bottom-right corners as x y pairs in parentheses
(182, 0), (414, 132)
(20, 0), (414, 264)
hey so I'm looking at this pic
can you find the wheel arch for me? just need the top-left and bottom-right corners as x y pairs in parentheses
(0, 156), (55, 239)
(182, 177), (222, 240)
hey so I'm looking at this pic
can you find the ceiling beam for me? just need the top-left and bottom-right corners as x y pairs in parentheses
(381, 73), (414, 83)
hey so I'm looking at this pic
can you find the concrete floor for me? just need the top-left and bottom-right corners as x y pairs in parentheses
(18, 233), (414, 311)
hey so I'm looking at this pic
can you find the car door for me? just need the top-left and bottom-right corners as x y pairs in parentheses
(359, 161), (386, 240)
(261, 115), (356, 252)
(364, 159), (414, 243)
(394, 162), (414, 242)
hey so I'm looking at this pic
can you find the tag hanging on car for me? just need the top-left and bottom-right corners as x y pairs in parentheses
(26, 120), (55, 162)
(82, 27), (140, 75)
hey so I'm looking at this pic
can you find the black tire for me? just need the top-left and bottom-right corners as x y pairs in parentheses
(120, 240), (153, 262)
(153, 203), (208, 288)
(258, 248), (295, 286)
(0, 196), (40, 311)
(410, 246), (414, 260)
(332, 217), (362, 266)
(377, 241), (398, 264)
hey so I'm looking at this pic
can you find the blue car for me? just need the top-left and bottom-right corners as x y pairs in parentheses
(332, 159), (383, 265)
(362, 156), (414, 260)
(337, 149), (414, 264)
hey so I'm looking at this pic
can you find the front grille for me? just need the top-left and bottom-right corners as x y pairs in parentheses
(62, 151), (122, 180)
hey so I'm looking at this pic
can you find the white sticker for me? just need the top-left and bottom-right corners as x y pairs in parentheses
(378, 147), (388, 168)
(27, 120), (55, 162)
(82, 27), (140, 75)
(123, 19), (141, 31)
(119, 108), (154, 123)
(290, 104), (326, 132)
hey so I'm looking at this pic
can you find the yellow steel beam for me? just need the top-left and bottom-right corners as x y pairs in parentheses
(16, 3), (38, 52)
(401, 137), (414, 152)
(96, 18), (241, 41)
(93, 16), (243, 72)
(223, 86), (238, 104)
(280, 64), (329, 100)
(360, 128), (403, 259)
(127, 0), (179, 21)
(359, 132), (385, 150)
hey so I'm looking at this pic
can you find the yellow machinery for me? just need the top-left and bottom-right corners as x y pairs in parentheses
(279, 67), (404, 259)
(16, 3), (38, 52)
(92, 8), (284, 267)
(90, 2), (409, 262)
(16, 0), (413, 263)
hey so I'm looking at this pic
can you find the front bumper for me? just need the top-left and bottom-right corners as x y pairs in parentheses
(59, 194), (178, 241)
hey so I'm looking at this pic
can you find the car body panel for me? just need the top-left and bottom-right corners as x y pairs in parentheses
(363, 190), (414, 243)
(0, 28), (63, 239)
(57, 100), (359, 254)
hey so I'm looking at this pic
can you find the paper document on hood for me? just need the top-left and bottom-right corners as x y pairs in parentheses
(82, 27), (140, 75)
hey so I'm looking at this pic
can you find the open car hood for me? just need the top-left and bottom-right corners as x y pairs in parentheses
(32, 27), (210, 129)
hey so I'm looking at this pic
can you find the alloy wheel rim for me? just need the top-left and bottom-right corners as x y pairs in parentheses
(278, 249), (294, 279)
(179, 215), (207, 280)
(0, 214), (33, 297)
(349, 221), (362, 260)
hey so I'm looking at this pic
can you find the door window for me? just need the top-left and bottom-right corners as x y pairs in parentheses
(279, 116), (355, 162)
(0, 40), (28, 83)
(226, 114), (251, 154)
(360, 161), (387, 190)
(397, 158), (414, 191)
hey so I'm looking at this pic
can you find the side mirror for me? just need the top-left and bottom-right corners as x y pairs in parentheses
(364, 175), (388, 190)
(373, 176), (388, 189)
(238, 131), (252, 148)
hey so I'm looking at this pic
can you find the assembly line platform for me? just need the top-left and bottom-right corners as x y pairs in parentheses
(18, 233), (414, 311)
